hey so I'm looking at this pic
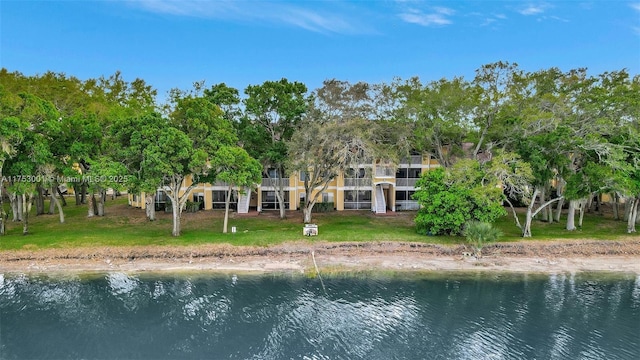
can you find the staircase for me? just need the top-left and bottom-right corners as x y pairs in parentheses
(237, 189), (251, 214)
(375, 185), (386, 214)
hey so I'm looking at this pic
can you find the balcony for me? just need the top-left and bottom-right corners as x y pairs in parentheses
(374, 167), (395, 178)
(344, 178), (372, 187)
(261, 178), (290, 187)
(400, 155), (423, 165)
(395, 178), (418, 187)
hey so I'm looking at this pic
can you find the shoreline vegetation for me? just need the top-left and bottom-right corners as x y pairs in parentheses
(1, 198), (639, 275)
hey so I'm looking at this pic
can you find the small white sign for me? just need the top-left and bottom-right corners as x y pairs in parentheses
(303, 224), (318, 236)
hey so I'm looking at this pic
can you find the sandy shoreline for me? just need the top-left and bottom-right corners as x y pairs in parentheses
(1, 240), (639, 275)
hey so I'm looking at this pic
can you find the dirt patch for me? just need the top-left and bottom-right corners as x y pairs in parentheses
(1, 239), (639, 274)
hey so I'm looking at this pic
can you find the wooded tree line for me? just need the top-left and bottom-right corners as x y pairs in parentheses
(1, 62), (638, 237)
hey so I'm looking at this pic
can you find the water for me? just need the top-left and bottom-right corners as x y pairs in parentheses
(1, 271), (639, 359)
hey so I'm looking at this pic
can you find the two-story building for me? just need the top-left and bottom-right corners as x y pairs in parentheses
(128, 153), (440, 214)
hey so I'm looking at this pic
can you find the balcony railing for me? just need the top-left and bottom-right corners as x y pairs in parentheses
(400, 155), (423, 165)
(343, 178), (372, 187)
(395, 178), (418, 187)
(261, 178), (290, 187)
(395, 200), (420, 211)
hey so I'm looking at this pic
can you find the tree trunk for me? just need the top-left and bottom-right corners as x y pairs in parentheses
(624, 198), (632, 221)
(22, 194), (28, 235)
(554, 179), (564, 222)
(49, 189), (56, 214)
(50, 185), (65, 223)
(57, 185), (67, 206)
(74, 183), (81, 205)
(540, 187), (548, 221)
(546, 191), (553, 223)
(80, 182), (87, 204)
(14, 193), (22, 222)
(97, 190), (105, 216)
(578, 198), (587, 228)
(0, 170), (5, 235)
(566, 200), (577, 231)
(271, 172), (287, 219)
(223, 185), (232, 234)
(22, 193), (33, 235)
(171, 196), (181, 237)
(87, 193), (95, 217)
(36, 184), (45, 215)
(628, 198), (638, 233)
(303, 204), (313, 224)
(504, 198), (522, 230)
(522, 188), (539, 238)
(612, 193), (619, 220)
(554, 197), (564, 223)
(145, 194), (156, 221)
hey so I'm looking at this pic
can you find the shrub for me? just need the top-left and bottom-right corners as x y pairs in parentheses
(413, 167), (506, 236)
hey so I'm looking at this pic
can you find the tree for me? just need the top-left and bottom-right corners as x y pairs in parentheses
(242, 79), (308, 218)
(111, 112), (166, 222)
(143, 126), (208, 236)
(471, 61), (522, 159)
(289, 117), (372, 223)
(145, 92), (237, 236)
(394, 77), (474, 168)
(211, 146), (262, 233)
(288, 80), (409, 223)
(0, 84), (28, 236)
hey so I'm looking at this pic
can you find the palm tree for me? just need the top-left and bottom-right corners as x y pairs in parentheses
(463, 221), (502, 258)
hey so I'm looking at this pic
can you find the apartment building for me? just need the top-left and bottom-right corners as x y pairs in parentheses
(128, 154), (440, 214)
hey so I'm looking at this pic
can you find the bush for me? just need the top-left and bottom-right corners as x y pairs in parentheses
(300, 201), (335, 213)
(413, 167), (506, 236)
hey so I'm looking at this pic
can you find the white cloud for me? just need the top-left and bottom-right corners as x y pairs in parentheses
(631, 3), (640, 12)
(398, 7), (454, 26)
(122, 0), (369, 34)
(518, 4), (547, 15)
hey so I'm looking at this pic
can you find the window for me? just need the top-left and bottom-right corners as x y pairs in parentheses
(343, 190), (372, 210)
(322, 192), (334, 203)
(395, 190), (418, 210)
(261, 191), (290, 210)
(212, 190), (236, 210)
(408, 168), (422, 178)
(299, 171), (307, 181)
(396, 168), (421, 186)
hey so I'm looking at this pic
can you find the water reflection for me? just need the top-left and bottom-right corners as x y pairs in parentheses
(0, 272), (638, 360)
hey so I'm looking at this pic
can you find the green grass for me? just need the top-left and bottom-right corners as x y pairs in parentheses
(0, 197), (632, 251)
(494, 210), (631, 240)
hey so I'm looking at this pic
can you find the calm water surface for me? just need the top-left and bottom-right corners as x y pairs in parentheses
(1, 271), (639, 359)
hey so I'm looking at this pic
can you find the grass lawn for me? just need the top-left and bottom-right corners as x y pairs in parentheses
(0, 196), (632, 251)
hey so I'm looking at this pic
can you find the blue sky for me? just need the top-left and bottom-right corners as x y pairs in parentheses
(1, 0), (639, 101)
